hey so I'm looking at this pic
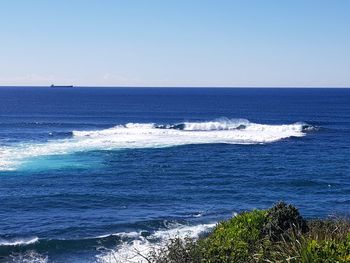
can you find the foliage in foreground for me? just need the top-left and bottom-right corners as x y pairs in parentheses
(147, 202), (350, 263)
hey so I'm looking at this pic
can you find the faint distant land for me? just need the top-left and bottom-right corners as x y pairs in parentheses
(50, 84), (74, 88)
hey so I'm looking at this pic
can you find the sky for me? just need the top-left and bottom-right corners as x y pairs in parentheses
(0, 0), (349, 87)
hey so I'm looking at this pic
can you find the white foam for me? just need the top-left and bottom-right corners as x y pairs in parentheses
(0, 237), (39, 246)
(96, 223), (216, 263)
(0, 119), (310, 171)
(9, 250), (48, 263)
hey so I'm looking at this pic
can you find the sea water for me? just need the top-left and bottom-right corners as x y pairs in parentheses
(0, 87), (349, 262)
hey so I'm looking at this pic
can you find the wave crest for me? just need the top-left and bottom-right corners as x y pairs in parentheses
(0, 237), (39, 246)
(155, 118), (249, 131)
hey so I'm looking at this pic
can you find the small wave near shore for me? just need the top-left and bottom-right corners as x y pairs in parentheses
(0, 222), (215, 263)
(97, 222), (216, 263)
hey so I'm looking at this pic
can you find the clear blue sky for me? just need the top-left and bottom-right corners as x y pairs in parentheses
(0, 0), (349, 87)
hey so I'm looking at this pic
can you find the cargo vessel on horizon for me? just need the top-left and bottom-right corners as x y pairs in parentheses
(50, 84), (74, 88)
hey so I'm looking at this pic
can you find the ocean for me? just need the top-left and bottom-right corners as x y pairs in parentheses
(0, 87), (349, 262)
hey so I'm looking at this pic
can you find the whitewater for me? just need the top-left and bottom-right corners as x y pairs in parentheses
(96, 222), (216, 263)
(0, 119), (311, 171)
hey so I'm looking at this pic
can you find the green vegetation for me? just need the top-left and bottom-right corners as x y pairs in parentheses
(148, 202), (350, 262)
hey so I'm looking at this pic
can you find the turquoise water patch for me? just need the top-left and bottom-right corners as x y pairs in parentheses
(18, 152), (103, 172)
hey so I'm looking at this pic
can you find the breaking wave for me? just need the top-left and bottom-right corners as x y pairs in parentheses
(96, 222), (215, 263)
(0, 119), (314, 171)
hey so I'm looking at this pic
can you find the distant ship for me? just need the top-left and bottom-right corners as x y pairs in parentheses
(50, 84), (74, 88)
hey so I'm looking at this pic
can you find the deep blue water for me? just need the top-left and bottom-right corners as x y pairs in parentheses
(0, 87), (350, 262)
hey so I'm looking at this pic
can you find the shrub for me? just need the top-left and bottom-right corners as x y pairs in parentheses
(146, 203), (350, 263)
(301, 237), (350, 262)
(263, 201), (308, 241)
(197, 209), (267, 262)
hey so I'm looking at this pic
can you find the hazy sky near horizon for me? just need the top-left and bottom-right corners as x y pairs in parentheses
(0, 0), (349, 87)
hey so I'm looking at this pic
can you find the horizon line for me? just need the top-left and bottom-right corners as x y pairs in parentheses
(0, 85), (350, 89)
